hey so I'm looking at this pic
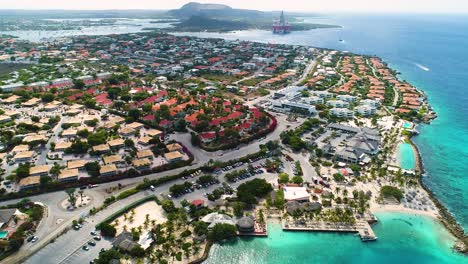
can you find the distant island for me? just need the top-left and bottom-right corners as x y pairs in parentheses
(0, 3), (339, 34)
(162, 2), (340, 32)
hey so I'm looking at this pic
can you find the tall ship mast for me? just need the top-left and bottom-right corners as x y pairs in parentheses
(273, 11), (291, 34)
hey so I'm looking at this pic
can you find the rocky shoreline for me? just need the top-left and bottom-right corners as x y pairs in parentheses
(408, 136), (468, 254)
(188, 241), (213, 264)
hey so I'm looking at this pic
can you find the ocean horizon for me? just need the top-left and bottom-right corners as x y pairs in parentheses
(181, 14), (468, 263)
(2, 12), (467, 263)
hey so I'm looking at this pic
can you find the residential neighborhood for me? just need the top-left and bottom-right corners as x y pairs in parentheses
(0, 27), (438, 264)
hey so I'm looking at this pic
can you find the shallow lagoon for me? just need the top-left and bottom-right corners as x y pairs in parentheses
(398, 143), (416, 170)
(205, 212), (466, 264)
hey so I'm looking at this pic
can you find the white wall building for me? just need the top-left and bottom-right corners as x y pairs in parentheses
(355, 105), (377, 116)
(0, 83), (24, 92)
(327, 100), (350, 108)
(330, 108), (354, 118)
(360, 99), (381, 108)
(312, 91), (333, 99)
(303, 96), (324, 105)
(337, 94), (357, 102)
(273, 100), (317, 115)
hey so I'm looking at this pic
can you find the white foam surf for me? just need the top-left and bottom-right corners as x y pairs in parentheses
(415, 63), (430, 71)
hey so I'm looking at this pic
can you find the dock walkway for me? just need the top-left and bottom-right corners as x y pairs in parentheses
(282, 219), (377, 242)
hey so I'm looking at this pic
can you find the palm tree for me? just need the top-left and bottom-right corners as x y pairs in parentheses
(65, 188), (77, 207)
(193, 244), (201, 256)
(78, 190), (84, 203)
(343, 189), (348, 197)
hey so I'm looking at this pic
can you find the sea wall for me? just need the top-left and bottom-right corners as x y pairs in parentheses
(189, 240), (213, 264)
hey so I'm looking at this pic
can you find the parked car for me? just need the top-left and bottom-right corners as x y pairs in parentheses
(82, 246), (90, 251)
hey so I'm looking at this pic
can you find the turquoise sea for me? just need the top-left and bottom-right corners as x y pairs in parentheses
(205, 213), (465, 264)
(189, 14), (468, 263)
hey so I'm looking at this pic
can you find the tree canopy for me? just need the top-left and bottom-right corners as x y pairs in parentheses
(99, 222), (117, 237)
(380, 186), (404, 202)
(208, 223), (237, 242)
(237, 178), (273, 205)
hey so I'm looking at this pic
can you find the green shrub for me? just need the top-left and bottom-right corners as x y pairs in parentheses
(99, 222), (116, 237)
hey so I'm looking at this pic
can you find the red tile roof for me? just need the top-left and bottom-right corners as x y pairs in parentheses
(200, 132), (216, 139)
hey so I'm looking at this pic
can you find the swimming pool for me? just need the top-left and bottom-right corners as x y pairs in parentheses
(402, 122), (412, 129)
(0, 231), (8, 239)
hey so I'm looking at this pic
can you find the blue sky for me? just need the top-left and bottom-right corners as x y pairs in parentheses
(1, 0), (468, 13)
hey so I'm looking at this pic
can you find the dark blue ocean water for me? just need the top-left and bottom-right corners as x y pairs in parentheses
(183, 14), (468, 263)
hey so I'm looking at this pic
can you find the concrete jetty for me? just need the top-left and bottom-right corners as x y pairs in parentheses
(282, 219), (377, 242)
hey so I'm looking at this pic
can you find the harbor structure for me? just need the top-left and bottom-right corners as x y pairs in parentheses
(273, 11), (291, 34)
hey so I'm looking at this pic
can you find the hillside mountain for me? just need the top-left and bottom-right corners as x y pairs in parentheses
(165, 2), (340, 32)
(168, 2), (265, 19)
(174, 15), (251, 32)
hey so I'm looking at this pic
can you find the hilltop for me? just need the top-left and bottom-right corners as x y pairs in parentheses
(168, 2), (265, 19)
(166, 2), (340, 32)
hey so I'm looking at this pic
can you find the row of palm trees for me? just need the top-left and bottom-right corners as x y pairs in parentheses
(111, 207), (204, 263)
(147, 219), (203, 264)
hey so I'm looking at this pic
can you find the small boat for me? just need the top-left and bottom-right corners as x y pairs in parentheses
(361, 236), (378, 242)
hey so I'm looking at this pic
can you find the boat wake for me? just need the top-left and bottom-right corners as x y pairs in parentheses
(415, 63), (430, 71)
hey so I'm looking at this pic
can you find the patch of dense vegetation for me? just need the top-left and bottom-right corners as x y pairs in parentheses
(380, 185), (404, 202)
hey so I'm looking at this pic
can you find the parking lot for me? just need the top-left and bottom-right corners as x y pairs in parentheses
(25, 221), (113, 264)
(160, 157), (277, 206)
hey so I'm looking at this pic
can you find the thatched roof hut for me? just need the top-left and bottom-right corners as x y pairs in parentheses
(237, 216), (255, 233)
(286, 201), (303, 215)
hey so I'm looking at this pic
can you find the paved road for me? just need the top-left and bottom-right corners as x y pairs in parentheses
(284, 150), (317, 183)
(293, 56), (321, 86)
(2, 112), (300, 264)
(24, 161), (277, 264)
(366, 58), (399, 106)
(3, 61), (310, 263)
(24, 189), (155, 264)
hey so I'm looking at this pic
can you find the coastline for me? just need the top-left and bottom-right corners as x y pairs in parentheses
(189, 241), (213, 264)
(408, 136), (468, 253)
(370, 203), (439, 221)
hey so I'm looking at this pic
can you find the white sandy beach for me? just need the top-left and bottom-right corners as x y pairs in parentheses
(112, 201), (167, 234)
(370, 202), (439, 220)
